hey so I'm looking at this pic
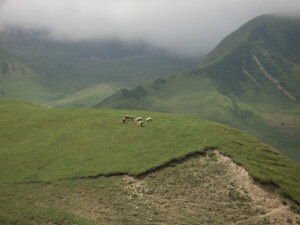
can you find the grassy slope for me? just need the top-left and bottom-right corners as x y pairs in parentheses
(0, 100), (299, 222)
(96, 15), (300, 161)
(0, 48), (53, 103)
(43, 83), (120, 108)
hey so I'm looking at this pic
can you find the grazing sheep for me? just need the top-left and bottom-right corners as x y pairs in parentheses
(137, 121), (144, 127)
(130, 116), (135, 121)
(122, 118), (126, 123)
(125, 115), (131, 120)
(135, 117), (143, 123)
(146, 117), (152, 123)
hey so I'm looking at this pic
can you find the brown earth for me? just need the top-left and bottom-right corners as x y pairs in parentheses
(242, 67), (260, 85)
(253, 55), (296, 101)
(34, 151), (299, 225)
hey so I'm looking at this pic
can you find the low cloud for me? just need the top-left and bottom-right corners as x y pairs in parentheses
(0, 0), (299, 56)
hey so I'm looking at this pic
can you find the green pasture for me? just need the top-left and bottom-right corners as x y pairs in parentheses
(1, 99), (299, 198)
(0, 99), (299, 224)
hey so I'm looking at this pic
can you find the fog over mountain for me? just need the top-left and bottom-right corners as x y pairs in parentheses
(0, 0), (299, 56)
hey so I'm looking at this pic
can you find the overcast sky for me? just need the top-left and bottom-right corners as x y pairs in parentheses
(0, 0), (299, 56)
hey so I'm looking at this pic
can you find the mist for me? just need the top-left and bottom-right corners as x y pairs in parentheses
(0, 0), (299, 57)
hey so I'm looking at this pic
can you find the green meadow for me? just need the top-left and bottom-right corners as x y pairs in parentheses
(0, 99), (299, 224)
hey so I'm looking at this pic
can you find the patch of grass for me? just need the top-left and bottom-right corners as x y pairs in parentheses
(0, 199), (96, 225)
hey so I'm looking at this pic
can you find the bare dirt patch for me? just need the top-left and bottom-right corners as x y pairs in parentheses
(214, 151), (299, 224)
(253, 55), (296, 101)
(34, 151), (299, 224)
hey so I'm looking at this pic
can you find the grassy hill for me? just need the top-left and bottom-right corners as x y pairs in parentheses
(0, 48), (54, 103)
(0, 99), (299, 224)
(96, 15), (300, 161)
(0, 32), (198, 106)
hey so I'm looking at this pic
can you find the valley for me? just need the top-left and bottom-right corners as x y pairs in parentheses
(0, 31), (199, 106)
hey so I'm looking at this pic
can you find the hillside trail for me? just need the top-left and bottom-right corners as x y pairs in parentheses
(36, 150), (299, 225)
(253, 55), (296, 101)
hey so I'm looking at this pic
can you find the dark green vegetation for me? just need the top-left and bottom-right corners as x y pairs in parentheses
(0, 30), (198, 106)
(0, 99), (299, 224)
(97, 15), (300, 161)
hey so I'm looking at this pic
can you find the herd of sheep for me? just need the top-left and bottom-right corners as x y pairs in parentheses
(122, 115), (151, 127)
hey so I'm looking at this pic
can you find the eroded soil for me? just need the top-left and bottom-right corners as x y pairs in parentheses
(34, 151), (299, 224)
(253, 55), (296, 101)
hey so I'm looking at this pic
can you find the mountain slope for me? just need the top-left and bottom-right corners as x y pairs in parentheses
(0, 48), (53, 103)
(0, 31), (199, 106)
(0, 99), (299, 224)
(42, 83), (120, 108)
(96, 15), (300, 161)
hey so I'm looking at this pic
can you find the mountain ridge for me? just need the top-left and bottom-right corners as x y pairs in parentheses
(96, 14), (300, 161)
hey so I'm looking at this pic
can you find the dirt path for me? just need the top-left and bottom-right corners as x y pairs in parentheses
(253, 55), (296, 101)
(242, 67), (260, 85)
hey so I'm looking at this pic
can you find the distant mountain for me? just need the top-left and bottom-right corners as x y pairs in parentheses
(0, 47), (53, 103)
(96, 15), (300, 161)
(0, 29), (199, 106)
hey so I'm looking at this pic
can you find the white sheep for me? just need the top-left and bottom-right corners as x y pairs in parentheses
(135, 117), (143, 123)
(146, 117), (152, 123)
(124, 115), (131, 120)
(137, 120), (144, 127)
